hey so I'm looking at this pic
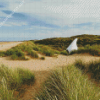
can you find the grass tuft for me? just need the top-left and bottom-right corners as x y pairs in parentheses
(36, 64), (100, 100)
(0, 65), (35, 100)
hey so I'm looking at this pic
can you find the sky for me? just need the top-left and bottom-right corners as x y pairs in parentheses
(0, 0), (100, 41)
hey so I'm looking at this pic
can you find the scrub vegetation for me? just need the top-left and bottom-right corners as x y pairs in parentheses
(0, 64), (35, 100)
(35, 60), (100, 100)
(34, 34), (100, 56)
(70, 44), (100, 56)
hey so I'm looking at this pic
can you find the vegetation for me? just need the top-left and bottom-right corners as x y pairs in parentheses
(0, 64), (35, 100)
(0, 51), (6, 57)
(60, 50), (68, 55)
(28, 50), (39, 58)
(36, 62), (100, 100)
(75, 60), (100, 82)
(70, 44), (100, 56)
(33, 45), (56, 56)
(34, 34), (100, 50)
(40, 56), (45, 60)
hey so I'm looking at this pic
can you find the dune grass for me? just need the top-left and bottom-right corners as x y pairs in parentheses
(35, 63), (100, 100)
(0, 51), (6, 57)
(0, 65), (35, 100)
(28, 50), (39, 58)
(60, 50), (68, 55)
(75, 60), (100, 82)
(70, 45), (100, 56)
(34, 34), (100, 50)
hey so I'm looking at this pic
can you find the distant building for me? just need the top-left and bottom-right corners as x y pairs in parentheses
(66, 38), (78, 53)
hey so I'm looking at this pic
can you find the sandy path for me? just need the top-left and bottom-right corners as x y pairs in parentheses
(0, 54), (100, 100)
(0, 42), (100, 99)
(0, 42), (22, 51)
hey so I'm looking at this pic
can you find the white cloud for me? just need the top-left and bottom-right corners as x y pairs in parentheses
(3, 22), (27, 27)
(2, 0), (100, 26)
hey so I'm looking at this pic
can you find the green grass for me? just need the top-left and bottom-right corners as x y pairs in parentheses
(35, 64), (100, 100)
(75, 60), (100, 82)
(70, 45), (100, 56)
(33, 45), (55, 56)
(28, 50), (39, 58)
(60, 50), (68, 55)
(34, 34), (100, 50)
(0, 65), (35, 100)
(6, 48), (25, 60)
(0, 51), (6, 57)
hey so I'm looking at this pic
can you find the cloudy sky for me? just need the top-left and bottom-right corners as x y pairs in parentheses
(0, 0), (100, 41)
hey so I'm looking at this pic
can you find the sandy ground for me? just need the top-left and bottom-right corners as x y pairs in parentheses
(0, 42), (22, 51)
(0, 42), (100, 100)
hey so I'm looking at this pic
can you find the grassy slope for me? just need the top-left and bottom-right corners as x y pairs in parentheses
(34, 34), (100, 50)
(36, 61), (100, 100)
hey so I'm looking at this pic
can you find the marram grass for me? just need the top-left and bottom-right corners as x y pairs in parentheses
(36, 65), (100, 100)
(0, 64), (35, 100)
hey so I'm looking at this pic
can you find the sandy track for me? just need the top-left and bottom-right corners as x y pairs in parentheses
(0, 42), (100, 99)
(0, 54), (100, 100)
(0, 42), (22, 51)
(0, 54), (100, 71)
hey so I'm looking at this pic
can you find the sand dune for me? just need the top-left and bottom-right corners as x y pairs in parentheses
(0, 42), (100, 99)
(0, 42), (22, 51)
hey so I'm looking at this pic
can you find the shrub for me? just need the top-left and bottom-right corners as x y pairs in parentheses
(43, 50), (54, 56)
(40, 56), (45, 60)
(60, 50), (68, 55)
(6, 49), (15, 56)
(33, 46), (40, 51)
(0, 51), (6, 57)
(54, 50), (60, 54)
(11, 54), (18, 60)
(70, 45), (100, 56)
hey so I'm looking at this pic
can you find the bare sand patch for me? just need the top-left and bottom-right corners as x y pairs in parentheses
(0, 42), (22, 51)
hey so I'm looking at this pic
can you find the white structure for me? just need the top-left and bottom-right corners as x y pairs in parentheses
(66, 38), (78, 53)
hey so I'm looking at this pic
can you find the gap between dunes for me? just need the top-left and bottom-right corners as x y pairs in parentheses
(0, 42), (100, 100)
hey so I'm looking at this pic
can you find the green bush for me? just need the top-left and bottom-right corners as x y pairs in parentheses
(6, 49), (15, 56)
(43, 50), (54, 56)
(40, 56), (45, 60)
(0, 51), (6, 57)
(70, 45), (100, 56)
(33, 46), (40, 51)
(11, 54), (18, 60)
(60, 50), (68, 55)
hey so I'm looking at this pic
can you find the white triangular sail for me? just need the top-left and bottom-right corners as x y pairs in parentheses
(66, 38), (78, 53)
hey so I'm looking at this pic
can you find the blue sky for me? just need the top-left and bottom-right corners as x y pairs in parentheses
(0, 0), (100, 41)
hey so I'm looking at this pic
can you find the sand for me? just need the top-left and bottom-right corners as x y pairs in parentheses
(0, 42), (100, 99)
(0, 42), (22, 51)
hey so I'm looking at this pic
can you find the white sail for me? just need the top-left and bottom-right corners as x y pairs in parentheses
(66, 38), (78, 53)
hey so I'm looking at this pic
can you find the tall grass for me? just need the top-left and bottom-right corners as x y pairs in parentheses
(60, 50), (68, 55)
(36, 65), (100, 100)
(0, 65), (35, 100)
(75, 60), (100, 82)
(70, 45), (100, 56)
(33, 45), (55, 56)
(0, 51), (6, 57)
(28, 50), (39, 58)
